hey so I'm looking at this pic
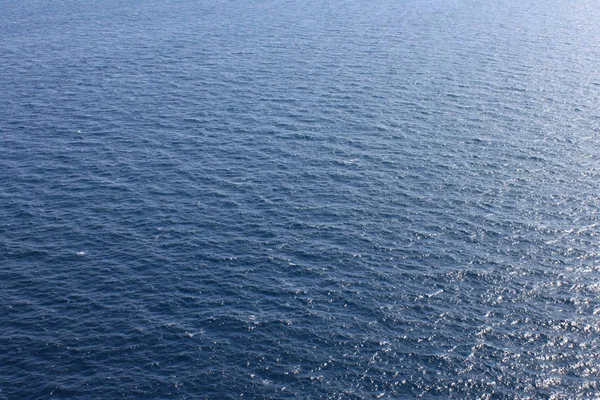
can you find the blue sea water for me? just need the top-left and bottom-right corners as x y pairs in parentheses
(1, 0), (600, 398)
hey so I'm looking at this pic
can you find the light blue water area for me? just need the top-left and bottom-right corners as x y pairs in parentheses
(1, 0), (600, 398)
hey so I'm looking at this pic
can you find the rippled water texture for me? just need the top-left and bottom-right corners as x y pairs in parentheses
(2, 0), (600, 398)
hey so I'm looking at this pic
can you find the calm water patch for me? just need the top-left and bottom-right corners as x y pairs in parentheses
(1, 0), (600, 398)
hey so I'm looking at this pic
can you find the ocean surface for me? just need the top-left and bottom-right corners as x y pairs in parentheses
(1, 0), (600, 398)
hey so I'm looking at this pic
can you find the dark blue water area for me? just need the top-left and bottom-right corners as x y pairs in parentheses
(2, 0), (600, 398)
